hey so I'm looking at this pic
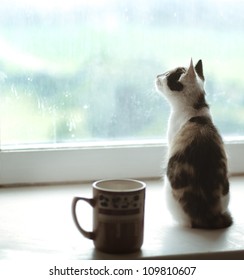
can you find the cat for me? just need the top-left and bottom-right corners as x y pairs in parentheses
(155, 59), (233, 229)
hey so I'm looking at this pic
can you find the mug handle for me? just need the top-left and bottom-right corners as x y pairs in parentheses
(72, 196), (95, 240)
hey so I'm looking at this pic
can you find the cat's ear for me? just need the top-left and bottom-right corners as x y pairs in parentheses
(195, 60), (205, 81)
(186, 58), (196, 79)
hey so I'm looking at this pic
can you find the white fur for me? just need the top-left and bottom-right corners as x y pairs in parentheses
(221, 192), (230, 213)
(156, 70), (210, 144)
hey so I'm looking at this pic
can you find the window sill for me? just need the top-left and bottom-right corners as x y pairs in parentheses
(0, 176), (244, 260)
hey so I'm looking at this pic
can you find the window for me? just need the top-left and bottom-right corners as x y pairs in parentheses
(1, 0), (244, 184)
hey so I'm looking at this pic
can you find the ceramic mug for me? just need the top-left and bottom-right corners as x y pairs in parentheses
(72, 179), (146, 254)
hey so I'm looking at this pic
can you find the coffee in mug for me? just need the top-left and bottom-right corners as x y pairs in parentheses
(72, 179), (146, 254)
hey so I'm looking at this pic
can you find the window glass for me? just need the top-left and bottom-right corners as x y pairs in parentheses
(1, 0), (244, 148)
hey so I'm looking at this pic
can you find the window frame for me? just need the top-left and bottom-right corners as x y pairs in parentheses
(1, 140), (243, 185)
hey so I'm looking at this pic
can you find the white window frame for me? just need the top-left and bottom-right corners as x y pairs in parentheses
(0, 140), (243, 185)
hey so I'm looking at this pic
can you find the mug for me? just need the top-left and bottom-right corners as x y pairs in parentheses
(72, 179), (146, 254)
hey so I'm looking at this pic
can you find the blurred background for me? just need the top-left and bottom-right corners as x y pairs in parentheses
(1, 0), (244, 148)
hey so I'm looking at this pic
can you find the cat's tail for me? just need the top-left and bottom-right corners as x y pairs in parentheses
(191, 211), (233, 229)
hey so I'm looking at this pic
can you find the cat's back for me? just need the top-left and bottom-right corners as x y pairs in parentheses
(168, 115), (229, 194)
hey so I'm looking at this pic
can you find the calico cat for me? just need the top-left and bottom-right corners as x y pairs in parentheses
(156, 59), (232, 229)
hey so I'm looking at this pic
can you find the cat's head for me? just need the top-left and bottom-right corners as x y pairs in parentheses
(156, 59), (207, 109)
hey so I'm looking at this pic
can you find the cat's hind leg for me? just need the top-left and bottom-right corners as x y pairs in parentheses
(163, 176), (191, 227)
(181, 191), (233, 229)
(191, 211), (233, 229)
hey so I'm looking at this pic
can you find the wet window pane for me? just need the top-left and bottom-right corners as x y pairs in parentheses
(1, 0), (244, 147)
